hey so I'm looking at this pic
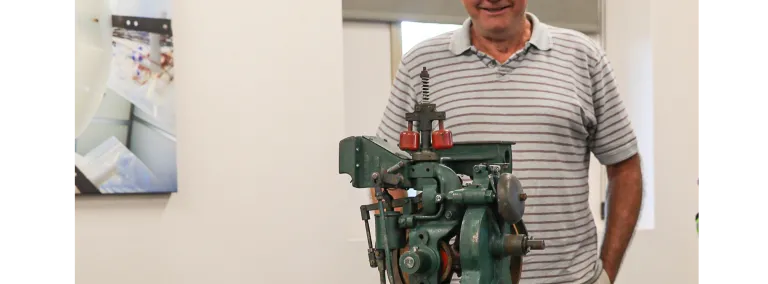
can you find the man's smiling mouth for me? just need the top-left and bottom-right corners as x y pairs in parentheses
(480, 5), (511, 14)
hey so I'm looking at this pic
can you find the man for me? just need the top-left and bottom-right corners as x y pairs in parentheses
(373, 0), (643, 283)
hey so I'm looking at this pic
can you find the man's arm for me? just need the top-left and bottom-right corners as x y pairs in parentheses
(601, 154), (643, 282)
(588, 47), (643, 282)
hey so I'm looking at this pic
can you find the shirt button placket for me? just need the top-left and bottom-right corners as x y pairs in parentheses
(493, 61), (504, 78)
(487, 60), (501, 78)
(499, 61), (509, 78)
(502, 55), (520, 79)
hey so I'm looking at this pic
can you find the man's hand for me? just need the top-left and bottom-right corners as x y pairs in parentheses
(600, 153), (643, 282)
(369, 188), (409, 214)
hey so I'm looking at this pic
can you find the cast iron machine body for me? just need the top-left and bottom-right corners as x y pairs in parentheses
(339, 68), (545, 284)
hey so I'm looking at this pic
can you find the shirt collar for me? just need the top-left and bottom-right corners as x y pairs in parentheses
(448, 12), (552, 55)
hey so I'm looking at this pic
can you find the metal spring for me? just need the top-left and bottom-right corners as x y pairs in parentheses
(420, 67), (430, 103)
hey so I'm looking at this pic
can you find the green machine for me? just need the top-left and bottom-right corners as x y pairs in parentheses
(338, 68), (545, 284)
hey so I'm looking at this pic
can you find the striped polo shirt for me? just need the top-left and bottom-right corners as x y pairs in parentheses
(376, 12), (639, 284)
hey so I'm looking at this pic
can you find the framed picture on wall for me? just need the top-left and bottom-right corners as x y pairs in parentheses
(75, 0), (177, 195)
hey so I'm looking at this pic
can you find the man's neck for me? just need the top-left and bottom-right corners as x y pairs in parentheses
(470, 17), (532, 63)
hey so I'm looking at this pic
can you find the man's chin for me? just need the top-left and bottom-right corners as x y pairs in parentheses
(477, 23), (511, 35)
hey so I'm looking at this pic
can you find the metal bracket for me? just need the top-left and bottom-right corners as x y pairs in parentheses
(112, 15), (172, 36)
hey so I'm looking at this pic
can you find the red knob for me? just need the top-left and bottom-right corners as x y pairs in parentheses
(399, 122), (420, 151)
(432, 121), (453, 150)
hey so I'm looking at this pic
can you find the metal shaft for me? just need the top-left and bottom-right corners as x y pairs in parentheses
(528, 239), (545, 250)
(419, 67), (433, 152)
(376, 199), (396, 284)
(373, 174), (396, 284)
(364, 220), (374, 250)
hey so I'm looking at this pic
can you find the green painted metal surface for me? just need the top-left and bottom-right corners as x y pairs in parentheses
(339, 135), (544, 284)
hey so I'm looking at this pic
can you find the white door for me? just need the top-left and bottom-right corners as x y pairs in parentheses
(341, 20), (397, 282)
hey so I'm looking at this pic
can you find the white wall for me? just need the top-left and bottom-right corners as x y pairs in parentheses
(75, 1), (354, 283)
(699, 0), (704, 284)
(604, 0), (698, 283)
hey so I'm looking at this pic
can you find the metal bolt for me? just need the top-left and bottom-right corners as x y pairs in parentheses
(445, 211), (453, 219)
(404, 256), (415, 269)
(519, 193), (528, 201)
(527, 237), (545, 250)
(435, 195), (443, 203)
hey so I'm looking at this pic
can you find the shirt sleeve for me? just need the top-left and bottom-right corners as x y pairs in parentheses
(588, 51), (640, 165)
(375, 61), (417, 145)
